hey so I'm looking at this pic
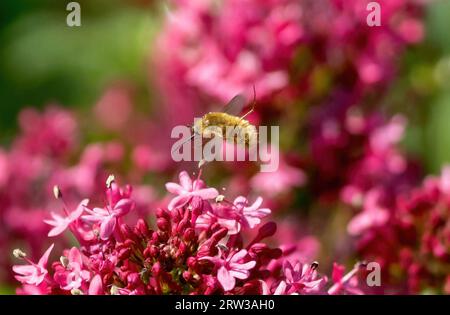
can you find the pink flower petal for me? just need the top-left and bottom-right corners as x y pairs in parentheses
(47, 222), (69, 237)
(179, 171), (193, 190)
(191, 188), (219, 199)
(88, 274), (103, 295)
(99, 216), (116, 240)
(38, 243), (54, 267)
(165, 182), (185, 195)
(229, 249), (248, 263)
(167, 195), (190, 211)
(218, 266), (235, 291)
(113, 198), (134, 216)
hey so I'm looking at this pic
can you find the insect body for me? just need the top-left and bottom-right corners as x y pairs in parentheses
(193, 112), (257, 146)
(171, 88), (258, 153)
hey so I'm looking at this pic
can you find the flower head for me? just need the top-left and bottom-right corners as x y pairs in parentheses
(200, 249), (257, 291)
(165, 171), (218, 210)
(13, 244), (54, 286)
(44, 199), (89, 237)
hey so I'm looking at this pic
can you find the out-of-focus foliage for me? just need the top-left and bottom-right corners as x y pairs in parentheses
(0, 0), (159, 141)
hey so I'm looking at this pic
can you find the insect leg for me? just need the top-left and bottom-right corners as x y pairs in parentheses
(171, 133), (197, 154)
(239, 85), (257, 120)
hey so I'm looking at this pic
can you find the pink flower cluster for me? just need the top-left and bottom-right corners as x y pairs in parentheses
(0, 104), (156, 283)
(155, 0), (424, 110)
(352, 166), (450, 294)
(307, 102), (420, 205)
(12, 172), (365, 295)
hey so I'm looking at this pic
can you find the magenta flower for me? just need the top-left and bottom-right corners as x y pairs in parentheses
(347, 189), (389, 236)
(233, 196), (271, 229)
(273, 261), (326, 295)
(54, 247), (90, 291)
(82, 198), (134, 240)
(165, 171), (218, 210)
(200, 249), (256, 291)
(44, 199), (89, 237)
(13, 244), (54, 286)
(197, 196), (270, 235)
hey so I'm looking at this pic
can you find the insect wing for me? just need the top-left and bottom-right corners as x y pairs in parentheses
(222, 94), (246, 116)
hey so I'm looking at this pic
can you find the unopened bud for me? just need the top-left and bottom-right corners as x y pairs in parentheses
(257, 222), (277, 239)
(182, 270), (192, 281)
(151, 262), (162, 275)
(183, 228), (196, 242)
(71, 288), (84, 295)
(53, 185), (63, 200)
(157, 218), (170, 231)
(106, 174), (115, 189)
(13, 249), (26, 259)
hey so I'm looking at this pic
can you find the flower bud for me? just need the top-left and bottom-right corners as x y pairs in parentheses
(212, 228), (228, 242)
(157, 217), (171, 231)
(182, 270), (192, 282)
(120, 223), (135, 239)
(156, 208), (170, 220)
(136, 219), (149, 236)
(183, 228), (196, 242)
(118, 248), (131, 260)
(127, 273), (140, 287)
(176, 218), (189, 233)
(257, 222), (277, 239)
(176, 242), (187, 258)
(151, 262), (162, 276)
(187, 257), (197, 269)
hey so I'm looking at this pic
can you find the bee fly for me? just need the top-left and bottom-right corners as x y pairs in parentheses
(172, 87), (258, 153)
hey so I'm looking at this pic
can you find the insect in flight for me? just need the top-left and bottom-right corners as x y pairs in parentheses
(172, 87), (258, 153)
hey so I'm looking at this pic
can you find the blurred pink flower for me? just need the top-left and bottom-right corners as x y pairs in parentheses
(251, 161), (306, 197)
(347, 189), (389, 236)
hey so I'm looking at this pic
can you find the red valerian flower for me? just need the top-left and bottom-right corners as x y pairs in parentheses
(44, 199), (88, 237)
(165, 171), (219, 210)
(199, 249), (257, 291)
(12, 172), (366, 295)
(12, 244), (54, 286)
(53, 247), (90, 291)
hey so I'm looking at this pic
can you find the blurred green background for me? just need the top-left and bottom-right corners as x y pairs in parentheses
(0, 0), (159, 142)
(1, 0), (450, 173)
